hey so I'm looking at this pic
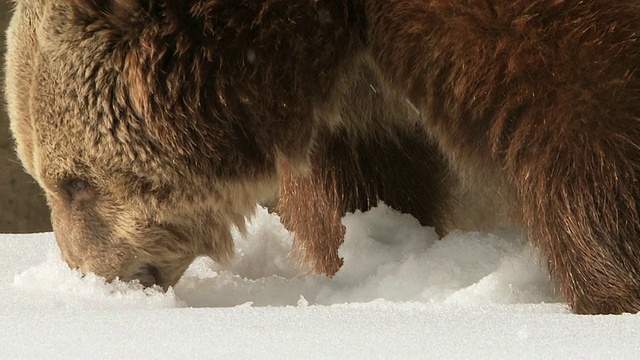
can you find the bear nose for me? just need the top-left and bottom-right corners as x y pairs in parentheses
(132, 265), (161, 288)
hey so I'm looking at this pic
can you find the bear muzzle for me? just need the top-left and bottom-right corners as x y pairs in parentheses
(131, 264), (162, 288)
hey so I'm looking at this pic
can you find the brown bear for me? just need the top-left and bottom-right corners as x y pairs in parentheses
(6, 0), (640, 315)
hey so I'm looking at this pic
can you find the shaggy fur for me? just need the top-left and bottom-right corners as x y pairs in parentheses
(277, 62), (452, 276)
(278, 127), (451, 276)
(6, 0), (640, 314)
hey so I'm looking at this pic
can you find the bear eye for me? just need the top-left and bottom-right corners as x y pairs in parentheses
(61, 178), (91, 201)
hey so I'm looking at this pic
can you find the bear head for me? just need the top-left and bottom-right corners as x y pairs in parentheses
(6, 0), (358, 287)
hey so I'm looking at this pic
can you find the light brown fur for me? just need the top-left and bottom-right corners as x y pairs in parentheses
(6, 0), (640, 314)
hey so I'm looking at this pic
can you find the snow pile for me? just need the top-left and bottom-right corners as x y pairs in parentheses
(10, 204), (558, 309)
(317, 206), (554, 306)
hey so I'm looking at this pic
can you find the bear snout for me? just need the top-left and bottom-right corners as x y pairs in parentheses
(131, 264), (161, 288)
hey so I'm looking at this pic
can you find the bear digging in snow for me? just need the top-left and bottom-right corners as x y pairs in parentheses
(6, 0), (640, 315)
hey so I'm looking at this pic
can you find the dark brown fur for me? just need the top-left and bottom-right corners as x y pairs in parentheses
(6, 0), (640, 314)
(277, 63), (451, 276)
(279, 127), (451, 276)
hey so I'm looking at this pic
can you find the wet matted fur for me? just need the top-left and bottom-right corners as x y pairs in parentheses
(6, 0), (640, 314)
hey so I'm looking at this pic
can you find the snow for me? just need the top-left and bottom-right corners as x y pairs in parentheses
(1, 204), (639, 359)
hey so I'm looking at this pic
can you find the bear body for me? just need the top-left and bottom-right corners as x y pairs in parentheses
(6, 0), (640, 314)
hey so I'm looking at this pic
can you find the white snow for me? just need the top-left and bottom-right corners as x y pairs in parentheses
(1, 203), (639, 359)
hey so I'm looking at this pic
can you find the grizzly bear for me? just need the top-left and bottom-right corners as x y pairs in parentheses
(6, 0), (640, 315)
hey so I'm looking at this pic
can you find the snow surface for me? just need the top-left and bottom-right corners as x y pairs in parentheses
(1, 204), (639, 359)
